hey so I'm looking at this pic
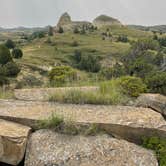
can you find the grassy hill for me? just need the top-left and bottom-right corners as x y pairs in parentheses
(1, 24), (164, 89)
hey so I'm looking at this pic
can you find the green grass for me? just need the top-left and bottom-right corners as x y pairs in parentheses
(37, 113), (64, 129)
(0, 88), (14, 99)
(37, 114), (104, 136)
(142, 137), (166, 166)
(49, 79), (130, 105)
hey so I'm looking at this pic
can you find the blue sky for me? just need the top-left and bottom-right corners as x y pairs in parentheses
(0, 0), (166, 28)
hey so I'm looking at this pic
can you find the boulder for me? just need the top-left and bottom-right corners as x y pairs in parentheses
(136, 93), (166, 116)
(0, 100), (166, 143)
(25, 130), (158, 166)
(0, 119), (31, 165)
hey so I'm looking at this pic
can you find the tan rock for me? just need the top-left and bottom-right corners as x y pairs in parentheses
(136, 93), (166, 116)
(0, 100), (166, 143)
(25, 130), (158, 166)
(0, 119), (31, 165)
(56, 12), (93, 31)
(93, 15), (122, 28)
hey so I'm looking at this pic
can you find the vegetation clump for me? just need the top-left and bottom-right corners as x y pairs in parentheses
(142, 137), (166, 166)
(12, 48), (23, 59)
(49, 66), (77, 87)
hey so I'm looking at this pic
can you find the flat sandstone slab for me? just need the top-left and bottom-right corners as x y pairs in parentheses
(0, 119), (31, 165)
(0, 100), (166, 142)
(136, 93), (166, 116)
(25, 130), (158, 166)
(14, 86), (99, 101)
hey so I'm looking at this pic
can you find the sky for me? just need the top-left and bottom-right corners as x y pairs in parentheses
(0, 0), (166, 28)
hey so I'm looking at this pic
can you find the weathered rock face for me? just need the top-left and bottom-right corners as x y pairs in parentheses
(136, 93), (166, 116)
(93, 15), (122, 28)
(56, 12), (93, 31)
(0, 119), (31, 165)
(57, 12), (72, 27)
(0, 100), (166, 143)
(25, 130), (158, 166)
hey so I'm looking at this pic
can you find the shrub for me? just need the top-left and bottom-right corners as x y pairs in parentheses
(145, 72), (166, 95)
(142, 137), (166, 166)
(71, 41), (79, 47)
(38, 114), (64, 129)
(29, 31), (45, 40)
(117, 35), (128, 43)
(5, 39), (15, 49)
(49, 66), (77, 87)
(0, 76), (9, 86)
(132, 39), (160, 51)
(99, 64), (126, 80)
(16, 75), (43, 89)
(58, 26), (64, 33)
(117, 76), (147, 97)
(78, 54), (101, 72)
(48, 26), (54, 36)
(12, 48), (23, 59)
(3, 62), (20, 77)
(73, 27), (79, 34)
(0, 45), (12, 65)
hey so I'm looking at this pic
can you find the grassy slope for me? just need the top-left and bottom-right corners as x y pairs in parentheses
(19, 26), (152, 68)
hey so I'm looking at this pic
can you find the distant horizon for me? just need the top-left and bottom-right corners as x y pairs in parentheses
(0, 0), (166, 28)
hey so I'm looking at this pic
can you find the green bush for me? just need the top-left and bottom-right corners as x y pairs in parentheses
(0, 45), (12, 65)
(38, 114), (64, 129)
(5, 39), (15, 49)
(58, 26), (64, 33)
(117, 76), (147, 97)
(3, 62), (20, 77)
(71, 41), (79, 47)
(117, 35), (128, 43)
(145, 72), (166, 95)
(12, 48), (23, 59)
(49, 66), (77, 86)
(142, 137), (166, 166)
(99, 63), (126, 80)
(16, 75), (43, 89)
(0, 76), (9, 86)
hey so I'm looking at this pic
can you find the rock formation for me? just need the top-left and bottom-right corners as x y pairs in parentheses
(136, 93), (166, 117)
(0, 119), (31, 165)
(25, 130), (158, 166)
(0, 99), (166, 143)
(0, 89), (165, 166)
(56, 12), (93, 31)
(93, 15), (122, 28)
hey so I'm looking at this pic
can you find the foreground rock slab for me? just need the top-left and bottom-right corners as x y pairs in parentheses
(136, 93), (166, 116)
(0, 100), (166, 143)
(14, 86), (99, 101)
(25, 130), (158, 166)
(0, 119), (31, 165)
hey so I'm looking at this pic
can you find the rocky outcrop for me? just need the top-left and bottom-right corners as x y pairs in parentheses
(93, 15), (122, 28)
(57, 12), (72, 28)
(14, 86), (99, 101)
(136, 93), (166, 117)
(25, 130), (158, 166)
(0, 119), (31, 165)
(0, 100), (166, 143)
(56, 12), (93, 31)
